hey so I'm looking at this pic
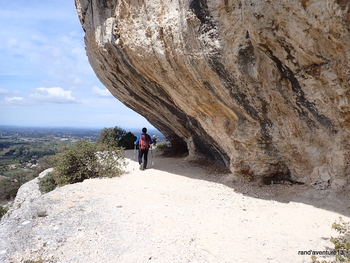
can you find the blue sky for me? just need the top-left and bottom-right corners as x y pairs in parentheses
(0, 0), (153, 129)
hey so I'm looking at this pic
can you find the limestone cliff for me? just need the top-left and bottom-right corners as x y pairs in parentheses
(75, 0), (350, 187)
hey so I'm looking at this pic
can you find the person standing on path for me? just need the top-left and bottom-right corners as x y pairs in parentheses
(135, 127), (153, 170)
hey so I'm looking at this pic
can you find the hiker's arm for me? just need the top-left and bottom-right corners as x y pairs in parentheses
(149, 135), (153, 144)
(135, 135), (140, 145)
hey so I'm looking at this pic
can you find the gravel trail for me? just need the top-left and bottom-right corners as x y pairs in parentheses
(1, 149), (349, 263)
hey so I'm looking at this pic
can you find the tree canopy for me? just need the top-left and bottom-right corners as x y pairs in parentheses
(97, 126), (136, 150)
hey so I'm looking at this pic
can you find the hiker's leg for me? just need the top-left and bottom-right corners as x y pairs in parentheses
(138, 149), (143, 164)
(144, 149), (149, 168)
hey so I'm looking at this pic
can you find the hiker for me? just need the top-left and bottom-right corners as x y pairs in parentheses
(135, 127), (153, 170)
(152, 135), (157, 147)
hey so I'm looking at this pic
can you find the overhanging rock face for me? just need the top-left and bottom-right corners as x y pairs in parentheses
(75, 0), (350, 187)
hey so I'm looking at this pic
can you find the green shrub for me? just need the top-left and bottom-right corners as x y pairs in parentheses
(0, 206), (9, 220)
(48, 140), (125, 187)
(311, 217), (350, 263)
(156, 142), (166, 149)
(38, 172), (57, 194)
(331, 217), (350, 262)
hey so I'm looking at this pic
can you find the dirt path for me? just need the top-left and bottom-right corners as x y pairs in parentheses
(1, 149), (349, 262)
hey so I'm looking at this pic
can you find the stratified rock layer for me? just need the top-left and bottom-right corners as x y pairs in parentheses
(75, 0), (350, 187)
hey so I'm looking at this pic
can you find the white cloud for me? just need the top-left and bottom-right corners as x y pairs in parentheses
(73, 78), (91, 85)
(0, 87), (78, 105)
(0, 2), (92, 89)
(29, 87), (79, 104)
(0, 88), (20, 96)
(5, 96), (25, 105)
(0, 88), (10, 95)
(92, 86), (113, 98)
(0, 2), (153, 128)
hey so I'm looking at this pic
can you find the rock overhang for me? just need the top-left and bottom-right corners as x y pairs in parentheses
(75, 0), (350, 188)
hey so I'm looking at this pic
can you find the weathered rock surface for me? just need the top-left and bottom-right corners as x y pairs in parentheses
(75, 0), (350, 186)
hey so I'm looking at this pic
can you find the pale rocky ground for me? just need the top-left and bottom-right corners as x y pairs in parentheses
(0, 149), (349, 263)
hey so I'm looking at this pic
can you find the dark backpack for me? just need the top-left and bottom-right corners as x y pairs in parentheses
(139, 134), (150, 150)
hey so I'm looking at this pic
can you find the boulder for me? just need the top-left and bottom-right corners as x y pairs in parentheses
(75, 0), (350, 186)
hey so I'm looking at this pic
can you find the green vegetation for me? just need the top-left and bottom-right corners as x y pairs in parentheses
(0, 126), (133, 200)
(97, 126), (136, 149)
(1, 126), (164, 199)
(37, 126), (135, 193)
(311, 217), (350, 263)
(38, 172), (56, 194)
(331, 218), (350, 262)
(23, 259), (45, 263)
(43, 140), (125, 189)
(156, 142), (167, 150)
(96, 127), (122, 149)
(0, 205), (9, 220)
(119, 131), (137, 149)
(0, 154), (56, 201)
(36, 211), (48, 218)
(0, 176), (20, 200)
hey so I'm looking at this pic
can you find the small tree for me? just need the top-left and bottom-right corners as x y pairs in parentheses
(119, 132), (137, 149)
(97, 126), (126, 149)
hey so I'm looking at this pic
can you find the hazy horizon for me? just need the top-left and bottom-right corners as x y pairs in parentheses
(0, 124), (160, 132)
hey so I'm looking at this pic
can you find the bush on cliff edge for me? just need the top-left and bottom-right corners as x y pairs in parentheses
(39, 140), (126, 192)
